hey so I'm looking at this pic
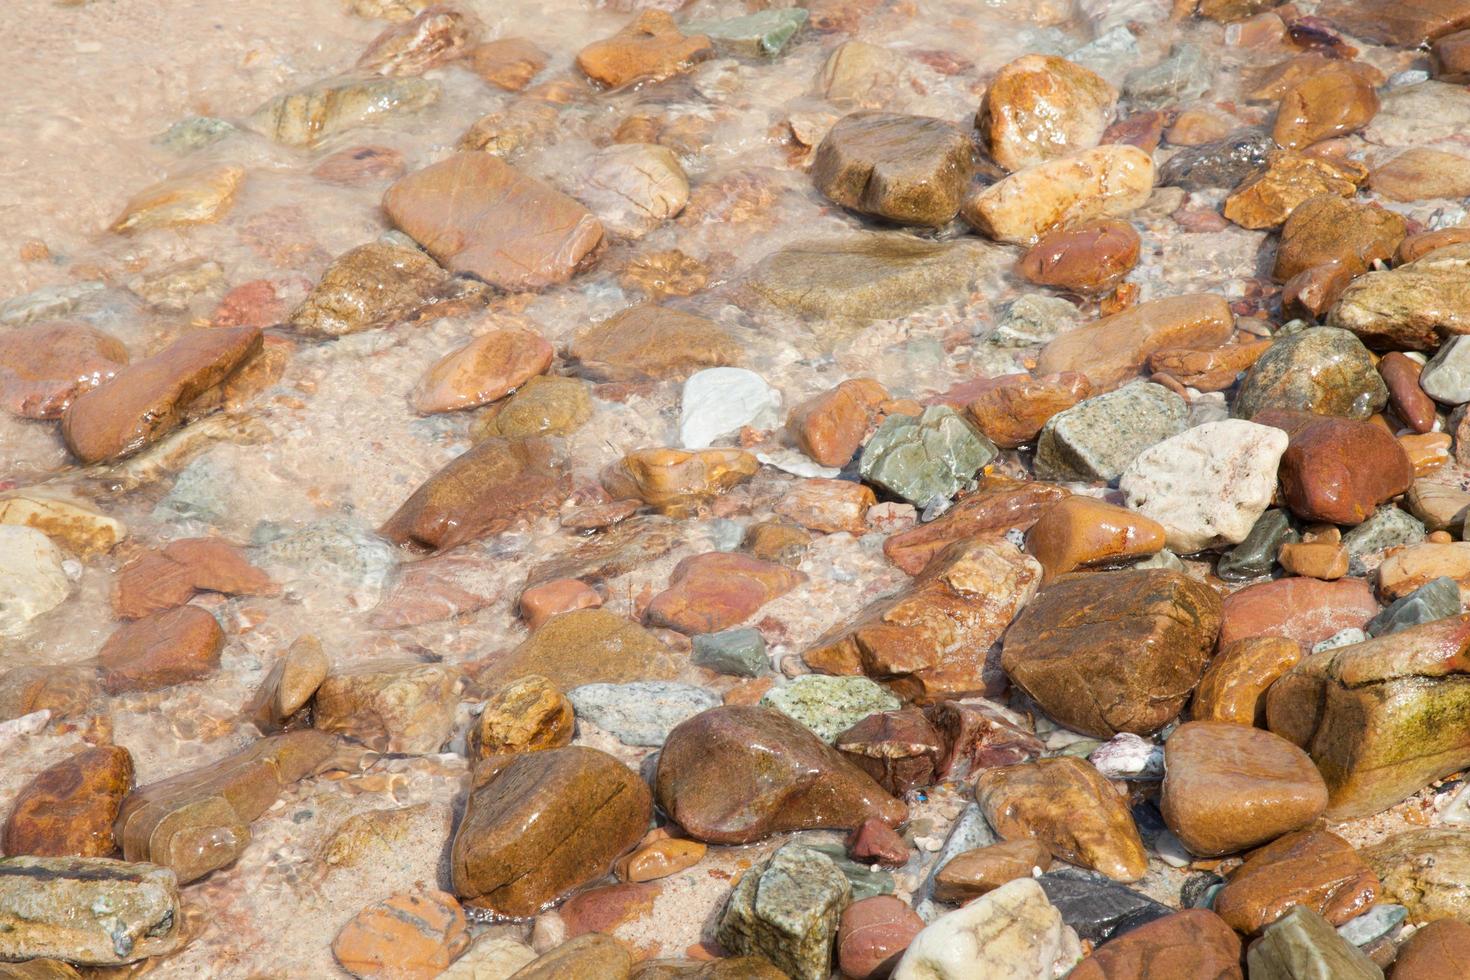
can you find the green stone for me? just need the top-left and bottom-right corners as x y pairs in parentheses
(687, 8), (808, 58)
(1234, 327), (1388, 421)
(1367, 576), (1461, 637)
(859, 405), (997, 506)
(692, 627), (768, 677)
(716, 843), (852, 980)
(1341, 505), (1426, 559)
(154, 116), (236, 152)
(760, 675), (901, 744)
(805, 842), (897, 900)
(1247, 905), (1383, 980)
(1034, 383), (1188, 484)
(1217, 509), (1297, 581)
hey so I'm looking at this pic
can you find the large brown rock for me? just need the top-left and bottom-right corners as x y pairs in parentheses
(975, 756), (1148, 882)
(113, 537), (277, 620)
(1034, 294), (1233, 390)
(61, 326), (262, 465)
(379, 436), (570, 552)
(1267, 614), (1470, 819)
(1272, 195), (1407, 283)
(314, 659), (461, 754)
(1218, 576), (1379, 649)
(1212, 828), (1379, 935)
(924, 697), (1044, 781)
(806, 537), (1041, 701)
(3, 746), (134, 858)
(811, 111), (974, 227)
(1000, 568), (1223, 738)
(654, 705), (906, 845)
(1017, 220), (1139, 294)
(116, 731), (345, 882)
(883, 479), (1069, 575)
(1318, 0), (1470, 47)
(979, 55), (1117, 173)
(1066, 909), (1242, 980)
(290, 241), (446, 338)
(450, 746), (651, 917)
(1257, 410), (1414, 525)
(382, 152), (604, 291)
(645, 552), (806, 634)
(98, 606), (225, 695)
(570, 305), (740, 382)
(1160, 721), (1327, 858)
(0, 321), (128, 420)
(1392, 918), (1470, 979)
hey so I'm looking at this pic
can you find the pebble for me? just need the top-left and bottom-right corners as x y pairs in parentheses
(468, 675), (574, 762)
(3, 745), (134, 858)
(892, 879), (1082, 980)
(717, 843), (851, 980)
(1341, 504), (1426, 558)
(1274, 65), (1380, 149)
(835, 708), (944, 795)
(575, 11), (713, 88)
(98, 605), (224, 694)
(567, 681), (718, 746)
(1158, 130), (1274, 190)
(1223, 150), (1365, 230)
(979, 54), (1117, 173)
(579, 142), (689, 238)
(109, 163), (244, 233)
(678, 368), (780, 449)
(250, 73), (438, 147)
(858, 405), (996, 506)
(1017, 219), (1139, 294)
(812, 111), (975, 227)
(1235, 327), (1386, 421)
(573, 304), (739, 383)
(690, 627), (767, 676)
(519, 579), (602, 629)
(1024, 495), (1164, 580)
(1067, 909), (1241, 980)
(963, 144), (1155, 245)
(1366, 828), (1470, 925)
(332, 891), (470, 980)
(1367, 575), (1461, 635)
(1274, 195), (1406, 285)
(1124, 43), (1210, 109)
(497, 608), (681, 688)
(1392, 918), (1470, 979)
(0, 526), (70, 635)
(786, 378), (887, 467)
(1372, 147), (1470, 202)
(761, 674), (900, 744)
(933, 840), (1052, 903)
(992, 294), (1080, 347)
(1214, 828), (1380, 935)
(602, 447), (757, 516)
(1034, 383), (1189, 484)
(837, 895), (924, 980)
(412, 328), (553, 415)
(1088, 733), (1163, 781)
(1338, 904), (1407, 948)
(290, 240), (444, 338)
(1420, 335), (1470, 404)
(645, 551), (805, 633)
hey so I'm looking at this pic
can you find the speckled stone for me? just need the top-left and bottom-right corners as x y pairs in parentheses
(567, 682), (719, 746)
(859, 405), (997, 506)
(1034, 383), (1189, 484)
(716, 843), (851, 980)
(1341, 505), (1426, 559)
(761, 675), (901, 744)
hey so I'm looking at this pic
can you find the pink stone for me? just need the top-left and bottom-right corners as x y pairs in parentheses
(837, 895), (925, 980)
(1218, 577), (1379, 650)
(521, 579), (603, 630)
(848, 817), (910, 868)
(644, 552), (806, 634)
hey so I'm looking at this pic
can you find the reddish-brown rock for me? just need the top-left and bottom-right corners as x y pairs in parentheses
(575, 11), (713, 88)
(932, 839), (1052, 902)
(464, 37), (548, 91)
(1148, 340), (1272, 392)
(1017, 219), (1139, 294)
(571, 304), (739, 383)
(773, 478), (875, 534)
(2, 746), (134, 858)
(1257, 409), (1414, 524)
(380, 436), (570, 552)
(600, 447), (758, 517)
(113, 538), (277, 620)
(1282, 260), (1358, 321)
(1392, 918), (1470, 979)
(883, 479), (1069, 575)
(1399, 226), (1470, 264)
(1272, 195), (1407, 283)
(1035, 294), (1235, 389)
(1024, 495), (1165, 582)
(644, 552), (806, 634)
(1273, 66), (1380, 150)
(1066, 909), (1242, 980)
(411, 328), (553, 414)
(520, 579), (602, 630)
(1371, 147), (1470, 202)
(1212, 828), (1379, 935)
(1218, 576), (1378, 649)
(1191, 636), (1301, 726)
(833, 708), (944, 795)
(1317, 0), (1470, 47)
(967, 373), (1091, 449)
(1380, 351), (1439, 433)
(61, 326), (262, 464)
(847, 817), (910, 868)
(837, 895), (924, 980)
(332, 890), (470, 980)
(787, 378), (888, 467)
(312, 145), (406, 185)
(924, 698), (1044, 780)
(98, 606), (225, 694)
(0, 321), (129, 420)
(1223, 150), (1366, 230)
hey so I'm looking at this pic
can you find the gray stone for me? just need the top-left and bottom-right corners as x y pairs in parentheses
(1341, 506), (1426, 559)
(859, 405), (997, 506)
(0, 857), (183, 965)
(691, 627), (769, 676)
(1247, 904), (1384, 980)
(154, 116), (236, 152)
(914, 802), (997, 921)
(1312, 628), (1367, 653)
(1181, 871), (1225, 910)
(566, 682), (720, 747)
(716, 843), (851, 980)
(1337, 904), (1407, 947)
(255, 517), (398, 599)
(804, 842), (897, 901)
(1035, 867), (1172, 944)
(760, 675), (901, 744)
(1158, 130), (1275, 191)
(1068, 26), (1140, 84)
(1366, 576), (1462, 636)
(1124, 44), (1210, 110)
(686, 8), (808, 57)
(1034, 383), (1189, 484)
(1420, 335), (1470, 404)
(1234, 328), (1388, 421)
(991, 295), (1080, 348)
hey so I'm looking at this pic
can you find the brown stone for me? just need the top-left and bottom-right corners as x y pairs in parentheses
(0, 321), (129, 420)
(601, 447), (758, 517)
(1034, 294), (1234, 390)
(476, 375), (592, 440)
(290, 240), (445, 337)
(924, 698), (1044, 780)
(246, 634), (329, 733)
(1213, 828), (1379, 935)
(1363, 828), (1470, 926)
(1247, 55), (1385, 103)
(807, 537), (1042, 701)
(1001, 568), (1223, 738)
(98, 606), (224, 695)
(847, 817), (909, 867)
(1273, 66), (1380, 150)
(615, 838), (706, 883)
(1166, 109), (1233, 147)
(979, 55), (1117, 173)
(1066, 909), (1243, 980)
(1257, 409), (1415, 525)
(116, 730), (345, 883)
(0, 666), (99, 723)
(646, 552), (805, 634)
(1148, 340), (1271, 392)
(744, 521), (813, 566)
(932, 840), (1052, 902)
(1192, 636), (1301, 726)
(786, 378), (888, 467)
(450, 746), (652, 917)
(1024, 495), (1165, 582)
(1281, 261), (1357, 321)
(383, 152), (603, 292)
(367, 552), (502, 629)
(1399, 227), (1470, 264)
(113, 537), (276, 620)
(557, 881), (661, 943)
(496, 608), (683, 688)
(515, 934), (634, 980)
(1380, 352), (1438, 433)
(1372, 148), (1470, 202)
(773, 478), (875, 534)
(314, 660), (460, 754)
(836, 895), (924, 980)
(1017, 219), (1139, 294)
(311, 145), (406, 186)
(3, 746), (133, 858)
(1273, 195), (1407, 283)
(976, 756), (1148, 882)
(1278, 540), (1350, 580)
(61, 326), (261, 465)
(1317, 0), (1470, 47)
(1160, 721), (1327, 857)
(833, 708), (944, 795)
(332, 890), (471, 980)
(1391, 918), (1470, 978)
(411, 328), (552, 414)
(883, 479), (1069, 575)
(356, 5), (478, 76)
(571, 305), (739, 383)
(109, 164), (244, 233)
(1218, 576), (1378, 649)
(463, 37), (547, 91)
(654, 705), (907, 845)
(380, 436), (570, 552)
(811, 111), (975, 227)
(575, 11), (713, 88)
(967, 373), (1091, 449)
(1223, 150), (1366, 230)
(520, 579), (602, 630)
(468, 674), (574, 763)
(1404, 432), (1452, 477)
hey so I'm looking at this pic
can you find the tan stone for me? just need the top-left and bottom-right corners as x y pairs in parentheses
(570, 305), (739, 382)
(1148, 340), (1272, 392)
(520, 579), (602, 630)
(933, 840), (1052, 903)
(1278, 541), (1349, 580)
(1273, 67), (1380, 150)
(110, 164), (244, 233)
(1024, 495), (1165, 582)
(883, 479), (1069, 575)
(1378, 541), (1470, 605)
(497, 609), (682, 688)
(601, 447), (759, 516)
(615, 839), (706, 883)
(1273, 195), (1407, 283)
(314, 660), (461, 754)
(1223, 150), (1366, 229)
(356, 5), (479, 76)
(2, 746), (134, 858)
(811, 112), (974, 227)
(113, 537), (277, 620)
(0, 489), (124, 557)
(290, 240), (446, 338)
(463, 38), (548, 91)
(1372, 147), (1470, 201)
(1213, 828), (1379, 935)
(773, 479), (875, 534)
(576, 11), (713, 88)
(963, 145), (1156, 245)
(246, 634), (330, 733)
(979, 55), (1117, 173)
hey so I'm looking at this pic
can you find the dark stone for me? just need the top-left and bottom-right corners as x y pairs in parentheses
(1036, 867), (1174, 944)
(1181, 871), (1226, 909)
(1366, 575), (1462, 636)
(1217, 510), (1298, 581)
(1157, 131), (1274, 191)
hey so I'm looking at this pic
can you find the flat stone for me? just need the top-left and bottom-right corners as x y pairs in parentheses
(774, 478), (875, 534)
(1329, 243), (1470, 351)
(451, 747), (651, 917)
(690, 627), (767, 676)
(0, 320), (129, 420)
(246, 634), (329, 732)
(1420, 334), (1470, 404)
(497, 608), (682, 688)
(568, 682), (718, 747)
(602, 447), (759, 517)
(991, 294), (1080, 347)
(0, 489), (123, 559)
(1066, 909), (1243, 980)
(462, 38), (547, 91)
(679, 368), (779, 449)
(716, 843), (851, 980)
(250, 73), (438, 146)
(368, 552), (502, 630)
(963, 145), (1155, 245)
(579, 142), (689, 239)
(1378, 542), (1470, 604)
(109, 163), (244, 233)
(859, 405), (996, 506)
(1216, 508), (1296, 581)
(1119, 419), (1287, 553)
(892, 878), (1082, 980)
(98, 606), (224, 695)
(1337, 904), (1407, 947)
(3, 746), (134, 858)
(356, 5), (479, 76)
(575, 11), (713, 88)
(1273, 65), (1380, 150)
(811, 112), (974, 227)
(1393, 918), (1470, 978)
(967, 372), (1093, 450)
(1219, 575), (1379, 649)
(1035, 867), (1173, 944)
(761, 675), (901, 744)
(412, 328), (552, 415)
(654, 705), (906, 844)
(113, 537), (276, 620)
(1319, 0), (1470, 47)
(787, 378), (887, 467)
(1192, 636), (1302, 725)
(976, 757), (1149, 882)
(0, 857), (182, 965)
(1247, 905), (1383, 980)
(510, 934), (633, 979)
(646, 552), (805, 634)
(1158, 130), (1274, 190)
(1214, 828), (1379, 935)
(1372, 148), (1470, 201)
(1036, 294), (1234, 390)
(0, 526), (70, 636)
(1124, 44), (1210, 109)
(476, 375), (591, 439)
(1368, 575), (1462, 636)
(572, 304), (739, 383)
(1364, 827), (1470, 924)
(933, 840), (1052, 903)
(1274, 196), (1405, 284)
(383, 152), (603, 292)
(290, 240), (445, 338)
(979, 54), (1117, 173)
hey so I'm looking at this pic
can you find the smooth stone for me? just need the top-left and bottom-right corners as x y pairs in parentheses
(834, 708), (945, 795)
(314, 660), (460, 754)
(97, 606), (224, 694)
(602, 447), (758, 517)
(113, 537), (276, 620)
(679, 368), (780, 449)
(1366, 576), (1462, 636)
(858, 405), (996, 507)
(761, 675), (901, 744)
(1391, 918), (1470, 979)
(250, 73), (437, 146)
(892, 878), (1082, 980)
(0, 526), (70, 635)
(716, 843), (850, 980)
(1023, 495), (1164, 581)
(1214, 828), (1379, 935)
(1337, 904), (1407, 947)
(109, 163), (243, 233)
(882, 478), (1067, 575)
(1124, 44), (1210, 109)
(837, 895), (924, 980)
(1318, 0), (1470, 47)
(1017, 219), (1139, 294)
(1364, 828), (1470, 924)
(803, 841), (895, 902)
(811, 111), (975, 227)
(691, 627), (767, 676)
(976, 757), (1149, 882)
(571, 304), (740, 383)
(567, 682), (719, 747)
(2, 746), (134, 858)
(818, 40), (901, 104)
(1246, 905), (1383, 980)
(332, 891), (470, 980)
(477, 375), (592, 439)
(654, 705), (906, 844)
(1001, 568), (1222, 738)
(1273, 65), (1380, 150)
(1342, 505), (1426, 558)
(1034, 867), (1172, 944)
(615, 839), (706, 884)
(1034, 383), (1188, 484)
(497, 608), (682, 688)
(1420, 334), (1470, 403)
(468, 675), (574, 762)
(463, 37), (548, 92)
(963, 144), (1156, 245)
(154, 115), (236, 151)
(774, 478), (875, 534)
(288, 240), (446, 338)
(1192, 636), (1302, 726)
(0, 858), (182, 965)
(0, 320), (128, 420)
(979, 54), (1117, 173)
(1158, 130), (1275, 190)
(1379, 352), (1438, 433)
(1089, 733), (1164, 781)
(1378, 542), (1470, 604)
(1219, 575), (1378, 649)
(967, 372), (1093, 452)
(1217, 509), (1297, 581)
(1235, 328), (1386, 421)
(1257, 410), (1414, 526)
(1364, 80), (1470, 146)
(451, 747), (651, 917)
(685, 8), (808, 57)
(518, 578), (601, 630)
(933, 840), (1052, 903)
(575, 11), (713, 88)
(1066, 909), (1243, 979)
(578, 143), (688, 239)
(645, 552), (805, 634)
(412, 328), (552, 415)
(0, 489), (123, 558)
(1273, 195), (1405, 283)
(1372, 147), (1470, 201)
(786, 378), (887, 467)
(513, 934), (633, 978)
(1328, 243), (1470, 351)
(1408, 479), (1470, 531)
(1037, 294), (1234, 391)
(991, 294), (1080, 347)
